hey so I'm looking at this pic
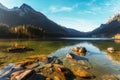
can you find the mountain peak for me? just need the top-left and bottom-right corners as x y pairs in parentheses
(0, 3), (9, 10)
(107, 13), (120, 23)
(20, 3), (35, 12)
(21, 3), (31, 8)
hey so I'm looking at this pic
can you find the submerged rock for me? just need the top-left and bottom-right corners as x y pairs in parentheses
(11, 70), (25, 80)
(66, 53), (88, 61)
(0, 64), (24, 80)
(54, 64), (75, 80)
(54, 76), (61, 80)
(26, 55), (48, 62)
(46, 77), (52, 80)
(6, 45), (34, 53)
(0, 63), (14, 76)
(11, 70), (35, 80)
(25, 63), (40, 69)
(54, 64), (67, 78)
(102, 74), (118, 80)
(63, 57), (91, 71)
(38, 63), (54, 76)
(0, 54), (94, 80)
(107, 47), (115, 53)
(71, 68), (93, 78)
(35, 63), (75, 80)
(66, 53), (73, 59)
(16, 60), (37, 68)
(47, 56), (62, 64)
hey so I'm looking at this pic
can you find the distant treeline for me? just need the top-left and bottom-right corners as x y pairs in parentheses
(0, 24), (64, 38)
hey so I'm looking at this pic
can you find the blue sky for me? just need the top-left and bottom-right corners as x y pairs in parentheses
(0, 0), (120, 32)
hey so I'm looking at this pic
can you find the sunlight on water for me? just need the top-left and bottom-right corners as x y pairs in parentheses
(0, 39), (120, 72)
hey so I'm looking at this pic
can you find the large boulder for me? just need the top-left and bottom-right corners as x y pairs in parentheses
(71, 68), (93, 78)
(54, 76), (61, 80)
(71, 47), (87, 56)
(11, 70), (25, 80)
(47, 56), (62, 64)
(16, 60), (37, 68)
(0, 64), (24, 80)
(11, 70), (35, 80)
(6, 45), (34, 53)
(66, 53), (89, 61)
(107, 47), (115, 53)
(54, 64), (75, 80)
(63, 56), (94, 79)
(63, 57), (91, 70)
(26, 55), (48, 63)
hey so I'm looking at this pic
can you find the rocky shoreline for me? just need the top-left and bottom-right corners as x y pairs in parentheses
(0, 47), (119, 80)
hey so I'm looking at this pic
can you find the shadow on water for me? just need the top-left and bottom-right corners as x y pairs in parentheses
(67, 53), (88, 61)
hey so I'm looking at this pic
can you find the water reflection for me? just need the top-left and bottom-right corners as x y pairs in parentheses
(51, 41), (120, 65)
(0, 40), (120, 68)
(0, 40), (77, 65)
(0, 40), (120, 79)
(51, 42), (102, 56)
(105, 51), (120, 64)
(114, 40), (120, 43)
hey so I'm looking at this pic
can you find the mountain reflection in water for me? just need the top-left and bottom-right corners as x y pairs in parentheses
(50, 41), (120, 64)
(0, 39), (120, 79)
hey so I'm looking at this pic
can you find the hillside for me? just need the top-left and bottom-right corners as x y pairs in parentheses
(89, 13), (120, 37)
(0, 3), (84, 38)
(0, 3), (120, 38)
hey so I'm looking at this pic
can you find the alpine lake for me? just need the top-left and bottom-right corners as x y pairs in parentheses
(0, 38), (120, 80)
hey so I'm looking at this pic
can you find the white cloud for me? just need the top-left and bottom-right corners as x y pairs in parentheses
(49, 6), (72, 12)
(51, 17), (99, 32)
(60, 7), (72, 11)
(79, 10), (97, 15)
(78, 0), (120, 15)
(49, 3), (80, 13)
(48, 0), (120, 32)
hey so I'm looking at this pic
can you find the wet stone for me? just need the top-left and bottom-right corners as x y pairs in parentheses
(39, 64), (54, 76)
(107, 47), (115, 53)
(71, 68), (94, 78)
(66, 53), (88, 61)
(26, 55), (48, 62)
(0, 55), (97, 80)
(16, 60), (36, 68)
(28, 73), (46, 80)
(6, 45), (34, 53)
(71, 47), (87, 56)
(25, 63), (40, 69)
(11, 70), (35, 80)
(0, 63), (24, 80)
(63, 58), (91, 70)
(54, 76), (61, 80)
(47, 56), (62, 64)
(46, 77), (52, 80)
(11, 70), (25, 80)
(54, 64), (75, 80)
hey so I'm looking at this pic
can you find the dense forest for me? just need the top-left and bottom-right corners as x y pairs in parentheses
(0, 24), (65, 38)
